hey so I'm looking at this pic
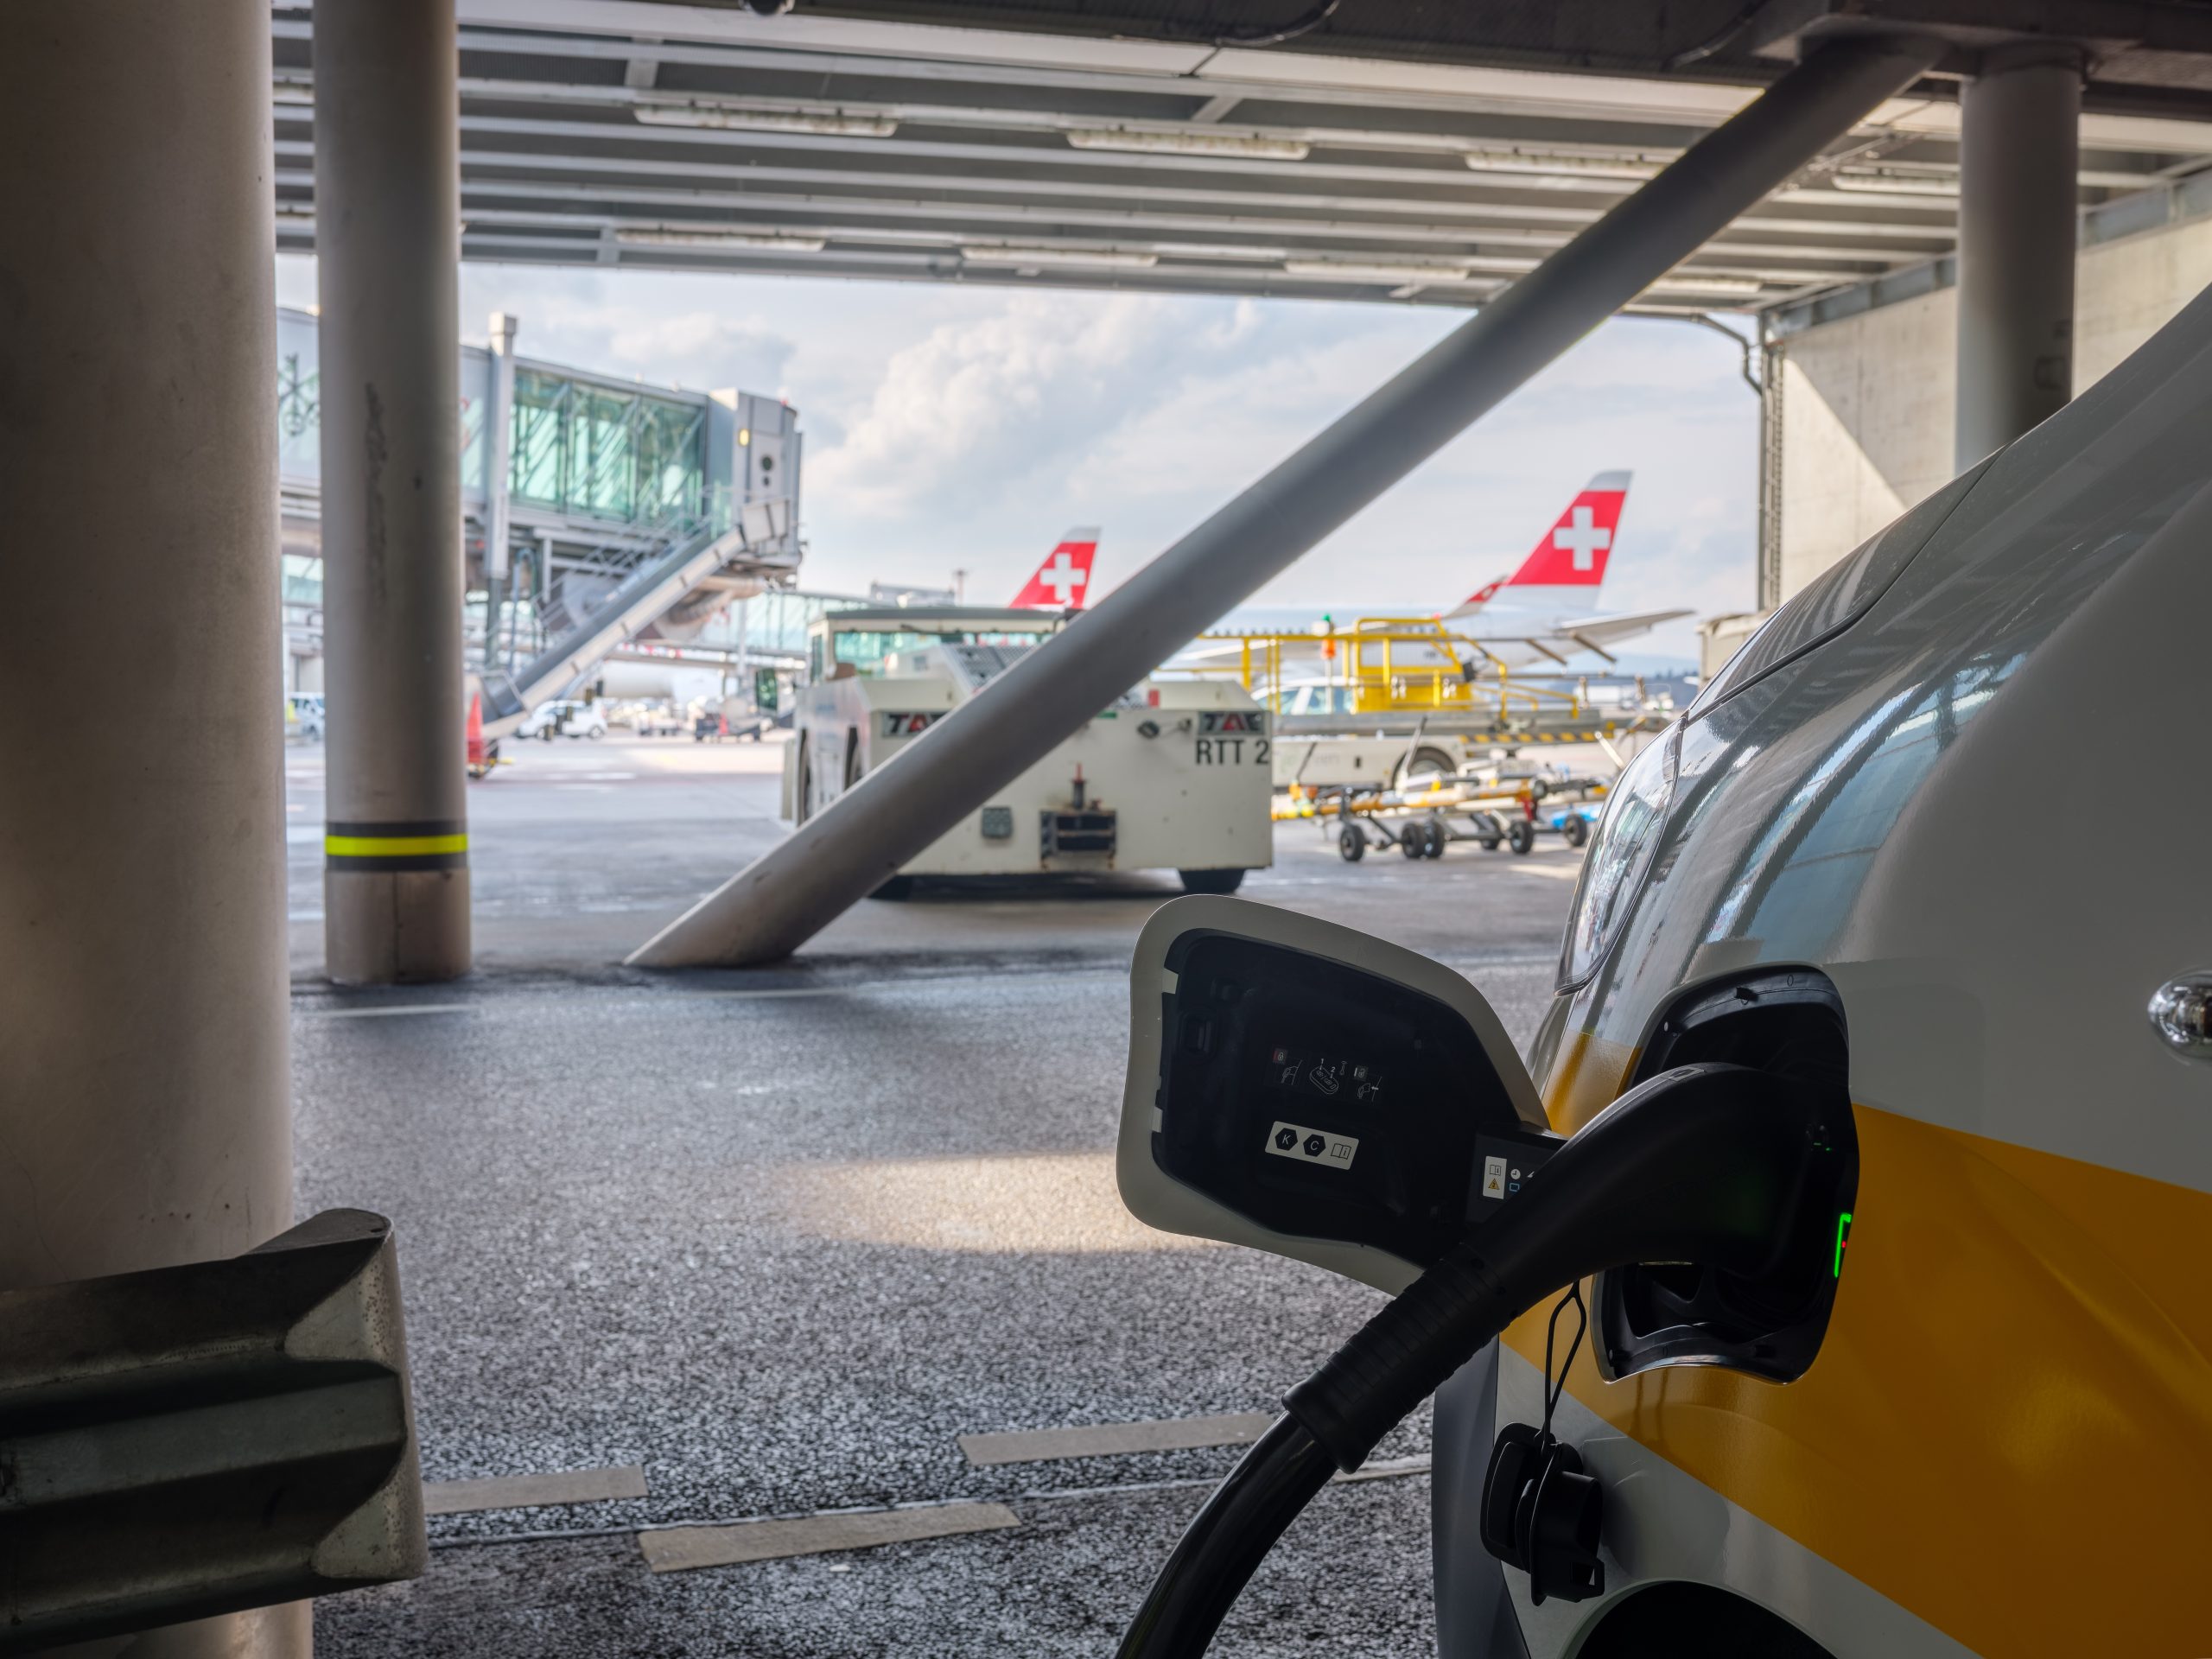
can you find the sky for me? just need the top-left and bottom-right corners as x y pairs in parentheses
(275, 257), (1759, 665)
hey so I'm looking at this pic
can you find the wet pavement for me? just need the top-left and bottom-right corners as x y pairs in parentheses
(288, 736), (1586, 1656)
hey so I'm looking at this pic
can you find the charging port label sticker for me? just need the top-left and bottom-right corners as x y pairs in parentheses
(1265, 1121), (1358, 1171)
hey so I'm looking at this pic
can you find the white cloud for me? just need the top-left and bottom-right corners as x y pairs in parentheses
(807, 293), (1167, 518)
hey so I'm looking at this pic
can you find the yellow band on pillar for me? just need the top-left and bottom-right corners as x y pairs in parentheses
(324, 833), (469, 857)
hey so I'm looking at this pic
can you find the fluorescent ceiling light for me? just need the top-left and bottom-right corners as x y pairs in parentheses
(960, 245), (1159, 268)
(1644, 272), (1766, 296)
(1065, 128), (1311, 161)
(1830, 172), (1960, 198)
(1149, 242), (1292, 262)
(634, 104), (897, 138)
(1460, 148), (1663, 180)
(1284, 260), (1484, 284)
(616, 229), (829, 252)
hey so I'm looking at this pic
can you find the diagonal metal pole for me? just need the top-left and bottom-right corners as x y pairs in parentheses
(631, 35), (1941, 969)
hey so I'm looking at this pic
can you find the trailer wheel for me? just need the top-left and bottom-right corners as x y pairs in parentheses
(1422, 819), (1448, 858)
(1338, 825), (1366, 862)
(1179, 868), (1247, 894)
(1507, 819), (1536, 855)
(1398, 826), (1426, 859)
(1561, 814), (1589, 849)
(1395, 746), (1458, 790)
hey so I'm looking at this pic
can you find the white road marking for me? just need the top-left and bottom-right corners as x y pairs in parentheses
(428, 1460), (1433, 1554)
(302, 1003), (476, 1020)
(639, 1502), (1020, 1573)
(1335, 1454), (1431, 1485)
(423, 1465), (648, 1516)
(960, 1412), (1274, 1466)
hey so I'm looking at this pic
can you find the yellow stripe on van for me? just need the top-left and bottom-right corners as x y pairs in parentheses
(1510, 1066), (2212, 1657)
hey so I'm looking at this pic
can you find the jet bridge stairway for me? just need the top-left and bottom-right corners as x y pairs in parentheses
(476, 514), (772, 739)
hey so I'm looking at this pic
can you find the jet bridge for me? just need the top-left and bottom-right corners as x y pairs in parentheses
(275, 305), (803, 725)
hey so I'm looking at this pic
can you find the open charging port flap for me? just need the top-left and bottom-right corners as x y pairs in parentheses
(1118, 897), (1560, 1294)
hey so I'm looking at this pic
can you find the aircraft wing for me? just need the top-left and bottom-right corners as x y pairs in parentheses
(1554, 607), (1694, 660)
(1471, 607), (1693, 668)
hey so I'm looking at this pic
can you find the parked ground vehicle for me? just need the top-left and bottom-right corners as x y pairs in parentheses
(285, 692), (325, 742)
(694, 695), (774, 742)
(786, 605), (1271, 895)
(1113, 285), (2212, 1657)
(516, 699), (607, 741)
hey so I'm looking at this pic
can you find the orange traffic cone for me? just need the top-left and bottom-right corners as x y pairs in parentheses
(466, 690), (488, 777)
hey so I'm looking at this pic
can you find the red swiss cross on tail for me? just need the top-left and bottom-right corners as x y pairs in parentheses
(1011, 528), (1100, 609)
(1445, 472), (1630, 620)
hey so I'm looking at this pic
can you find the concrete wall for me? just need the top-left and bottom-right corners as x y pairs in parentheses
(1770, 207), (2212, 599)
(2076, 212), (2212, 385)
(1774, 287), (1957, 601)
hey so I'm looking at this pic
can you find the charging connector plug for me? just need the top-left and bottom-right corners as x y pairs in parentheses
(1117, 1061), (1847, 1659)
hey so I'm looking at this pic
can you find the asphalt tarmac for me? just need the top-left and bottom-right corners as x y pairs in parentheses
(287, 736), (1586, 1656)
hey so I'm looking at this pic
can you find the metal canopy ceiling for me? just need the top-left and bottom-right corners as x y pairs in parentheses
(270, 0), (2212, 315)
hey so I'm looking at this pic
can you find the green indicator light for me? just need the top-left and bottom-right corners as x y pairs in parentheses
(1833, 1211), (1853, 1279)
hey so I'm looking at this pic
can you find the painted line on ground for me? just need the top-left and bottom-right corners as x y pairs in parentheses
(681, 967), (1127, 1003)
(429, 1459), (1431, 1554)
(293, 964), (1131, 1020)
(960, 1412), (1274, 1466)
(300, 1003), (479, 1020)
(638, 1502), (1021, 1573)
(423, 1465), (649, 1516)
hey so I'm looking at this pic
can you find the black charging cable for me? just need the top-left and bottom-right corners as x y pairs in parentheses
(1539, 1281), (1587, 1447)
(1115, 1061), (1834, 1659)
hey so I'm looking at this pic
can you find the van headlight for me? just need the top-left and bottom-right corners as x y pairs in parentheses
(1560, 728), (1678, 988)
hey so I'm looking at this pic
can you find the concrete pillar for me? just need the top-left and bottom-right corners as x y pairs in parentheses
(0, 3), (307, 1653)
(315, 0), (471, 983)
(1955, 42), (2082, 470)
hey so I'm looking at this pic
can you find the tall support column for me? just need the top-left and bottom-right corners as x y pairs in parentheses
(1955, 43), (2082, 470)
(483, 311), (518, 670)
(632, 35), (1945, 969)
(316, 0), (471, 984)
(0, 3), (306, 1654)
(1758, 321), (1786, 611)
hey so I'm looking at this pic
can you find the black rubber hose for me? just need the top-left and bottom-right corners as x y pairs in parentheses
(1117, 1063), (1829, 1656)
(1111, 1416), (1335, 1659)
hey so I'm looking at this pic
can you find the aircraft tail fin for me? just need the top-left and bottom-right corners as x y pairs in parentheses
(1010, 528), (1100, 609)
(1446, 472), (1630, 620)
